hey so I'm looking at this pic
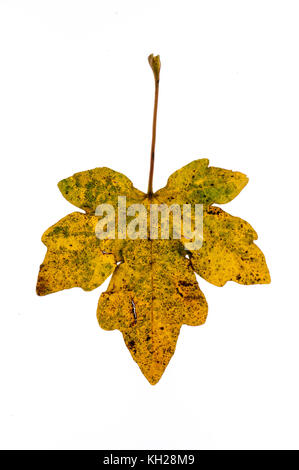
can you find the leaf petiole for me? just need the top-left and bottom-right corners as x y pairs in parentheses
(147, 54), (161, 197)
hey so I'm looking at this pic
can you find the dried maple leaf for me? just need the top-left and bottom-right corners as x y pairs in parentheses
(37, 55), (270, 384)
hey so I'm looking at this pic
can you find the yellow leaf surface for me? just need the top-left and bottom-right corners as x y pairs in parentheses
(156, 159), (249, 205)
(190, 207), (270, 286)
(37, 212), (116, 295)
(98, 240), (207, 385)
(37, 159), (270, 384)
(58, 167), (144, 211)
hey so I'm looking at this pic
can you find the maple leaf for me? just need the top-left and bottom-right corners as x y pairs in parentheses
(37, 55), (270, 385)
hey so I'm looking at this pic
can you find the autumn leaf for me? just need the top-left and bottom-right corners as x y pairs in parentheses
(37, 161), (270, 385)
(37, 55), (270, 385)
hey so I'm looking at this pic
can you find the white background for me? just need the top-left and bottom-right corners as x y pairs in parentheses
(0, 0), (298, 450)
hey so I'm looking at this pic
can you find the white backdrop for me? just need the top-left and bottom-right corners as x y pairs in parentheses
(0, 0), (298, 450)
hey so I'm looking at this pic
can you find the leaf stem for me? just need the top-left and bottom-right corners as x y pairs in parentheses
(147, 54), (161, 197)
